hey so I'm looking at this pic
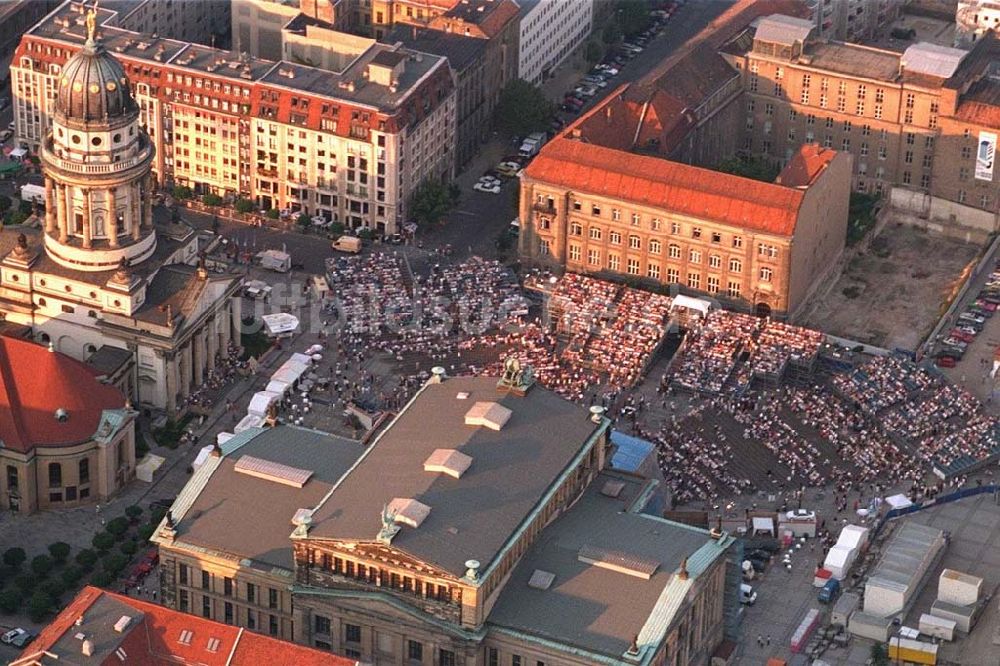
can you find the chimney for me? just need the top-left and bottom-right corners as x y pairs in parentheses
(627, 635), (640, 656)
(589, 405), (605, 424)
(431, 366), (446, 383)
(464, 559), (481, 581)
(210, 442), (223, 457)
(677, 557), (689, 581)
(82, 639), (95, 656)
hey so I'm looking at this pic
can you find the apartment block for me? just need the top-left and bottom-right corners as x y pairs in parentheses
(14, 1), (456, 235)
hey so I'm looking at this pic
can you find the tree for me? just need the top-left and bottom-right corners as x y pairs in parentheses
(125, 505), (144, 522)
(120, 540), (138, 556)
(265, 208), (280, 220)
(38, 578), (65, 601)
(172, 185), (194, 200)
(18, 199), (33, 215)
(0, 195), (11, 214)
(149, 504), (168, 524)
(494, 79), (554, 139)
(75, 549), (98, 569)
(13, 573), (36, 592)
(27, 590), (53, 623)
(92, 532), (115, 552)
(0, 588), (21, 614)
(30, 555), (53, 578)
(48, 542), (71, 563)
(409, 180), (457, 228)
(2, 548), (26, 569)
(717, 156), (780, 183)
(617, 0), (651, 36)
(602, 21), (622, 45)
(138, 523), (157, 541)
(584, 39), (604, 65)
(91, 571), (113, 588)
(107, 516), (130, 539)
(296, 212), (311, 231)
(60, 566), (83, 587)
(202, 193), (223, 206)
(102, 554), (128, 575)
(233, 197), (255, 214)
(870, 643), (889, 666)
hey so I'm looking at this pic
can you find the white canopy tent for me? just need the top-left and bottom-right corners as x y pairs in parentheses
(670, 294), (711, 317)
(289, 352), (313, 366)
(751, 516), (775, 536)
(271, 366), (304, 387)
(235, 414), (264, 433)
(248, 390), (282, 417)
(885, 494), (914, 510)
(193, 444), (215, 471)
(261, 313), (299, 337)
(266, 379), (292, 395)
(135, 454), (165, 483)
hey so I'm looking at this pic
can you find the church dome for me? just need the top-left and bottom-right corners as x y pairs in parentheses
(54, 37), (135, 123)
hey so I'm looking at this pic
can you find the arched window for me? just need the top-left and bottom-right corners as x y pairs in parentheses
(48, 462), (62, 488)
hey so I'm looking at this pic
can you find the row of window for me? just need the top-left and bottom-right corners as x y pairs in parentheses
(177, 565), (280, 609)
(179, 590), (279, 635)
(558, 243), (773, 285)
(560, 219), (769, 253)
(312, 550), (458, 605)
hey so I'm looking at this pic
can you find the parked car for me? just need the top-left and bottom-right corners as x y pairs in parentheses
(967, 305), (992, 318)
(939, 344), (966, 360)
(942, 337), (968, 351)
(949, 329), (975, 344)
(495, 161), (520, 177)
(744, 558), (767, 573)
(1, 628), (34, 647)
(573, 84), (598, 98)
(936, 355), (957, 368)
(975, 299), (997, 312)
(959, 312), (986, 326)
(0, 129), (11, 143)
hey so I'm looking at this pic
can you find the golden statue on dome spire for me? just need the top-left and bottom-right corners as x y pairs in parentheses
(85, 1), (99, 43)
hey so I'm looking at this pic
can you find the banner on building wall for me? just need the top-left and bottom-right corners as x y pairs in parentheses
(976, 131), (997, 181)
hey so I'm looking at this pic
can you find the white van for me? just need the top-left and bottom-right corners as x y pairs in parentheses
(332, 235), (362, 253)
(740, 583), (757, 606)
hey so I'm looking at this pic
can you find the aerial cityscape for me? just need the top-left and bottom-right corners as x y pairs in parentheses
(0, 0), (999, 664)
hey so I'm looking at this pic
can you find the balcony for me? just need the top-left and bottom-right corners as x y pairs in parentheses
(533, 202), (556, 214)
(42, 137), (153, 177)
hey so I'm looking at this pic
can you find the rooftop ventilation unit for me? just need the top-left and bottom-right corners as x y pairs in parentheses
(578, 545), (660, 579)
(423, 449), (473, 479)
(234, 455), (313, 487)
(113, 615), (132, 633)
(528, 569), (555, 590)
(464, 401), (512, 430)
(388, 497), (431, 528)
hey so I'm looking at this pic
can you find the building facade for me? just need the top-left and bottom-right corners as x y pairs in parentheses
(519, 134), (852, 317)
(155, 374), (736, 665)
(390, 0), (519, 167)
(806, 0), (903, 42)
(0, 336), (136, 514)
(13, 0), (456, 235)
(1, 6), (243, 414)
(113, 0), (231, 49)
(516, 0), (593, 85)
(726, 14), (1000, 233)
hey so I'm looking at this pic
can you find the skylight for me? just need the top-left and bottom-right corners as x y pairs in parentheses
(578, 545), (660, 579)
(464, 401), (512, 430)
(423, 449), (473, 478)
(234, 455), (313, 488)
(388, 497), (431, 528)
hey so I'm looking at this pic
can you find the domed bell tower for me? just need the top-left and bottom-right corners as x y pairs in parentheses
(40, 6), (156, 272)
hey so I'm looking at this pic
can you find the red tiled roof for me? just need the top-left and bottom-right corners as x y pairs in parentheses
(523, 138), (807, 236)
(475, 0), (520, 38)
(0, 337), (125, 453)
(18, 587), (357, 666)
(776, 144), (837, 187)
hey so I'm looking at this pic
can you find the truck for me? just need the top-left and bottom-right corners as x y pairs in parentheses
(331, 235), (362, 254)
(20, 183), (45, 206)
(518, 132), (547, 159)
(257, 249), (292, 273)
(818, 578), (841, 604)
